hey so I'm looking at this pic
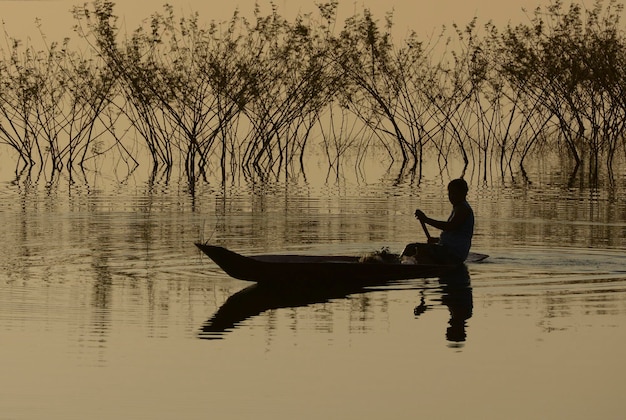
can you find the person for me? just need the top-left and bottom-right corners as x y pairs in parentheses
(402, 178), (474, 265)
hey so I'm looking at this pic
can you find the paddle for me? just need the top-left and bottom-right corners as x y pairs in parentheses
(415, 209), (433, 242)
(418, 213), (438, 245)
(420, 219), (431, 241)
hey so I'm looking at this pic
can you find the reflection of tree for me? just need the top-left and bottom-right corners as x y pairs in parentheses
(89, 218), (113, 350)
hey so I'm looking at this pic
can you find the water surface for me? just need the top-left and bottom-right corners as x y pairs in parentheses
(1, 166), (625, 419)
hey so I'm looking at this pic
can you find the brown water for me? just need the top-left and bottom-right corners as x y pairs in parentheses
(1, 162), (625, 420)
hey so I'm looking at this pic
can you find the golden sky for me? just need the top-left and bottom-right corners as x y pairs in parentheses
(0, 0), (544, 42)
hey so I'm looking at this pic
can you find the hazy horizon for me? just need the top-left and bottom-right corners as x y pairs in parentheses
(0, 0), (544, 42)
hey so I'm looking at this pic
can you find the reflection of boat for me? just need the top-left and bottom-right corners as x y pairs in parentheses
(198, 265), (475, 341)
(195, 244), (487, 284)
(199, 281), (375, 339)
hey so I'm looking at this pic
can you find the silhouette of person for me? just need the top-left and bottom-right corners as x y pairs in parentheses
(403, 178), (474, 265)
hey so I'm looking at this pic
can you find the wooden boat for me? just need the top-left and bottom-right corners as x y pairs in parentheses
(195, 243), (488, 285)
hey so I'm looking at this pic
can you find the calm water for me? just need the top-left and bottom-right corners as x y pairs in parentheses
(1, 161), (626, 420)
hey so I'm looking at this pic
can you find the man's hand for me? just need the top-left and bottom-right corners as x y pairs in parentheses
(414, 209), (426, 221)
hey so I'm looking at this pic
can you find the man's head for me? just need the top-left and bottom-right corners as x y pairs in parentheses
(447, 178), (468, 204)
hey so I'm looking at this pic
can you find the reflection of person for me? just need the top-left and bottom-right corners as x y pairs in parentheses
(440, 265), (473, 344)
(402, 178), (474, 265)
(413, 265), (473, 345)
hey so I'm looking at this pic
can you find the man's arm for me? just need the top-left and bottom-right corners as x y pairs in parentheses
(415, 205), (470, 232)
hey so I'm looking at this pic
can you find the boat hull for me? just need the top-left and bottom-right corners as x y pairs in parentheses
(195, 244), (474, 284)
